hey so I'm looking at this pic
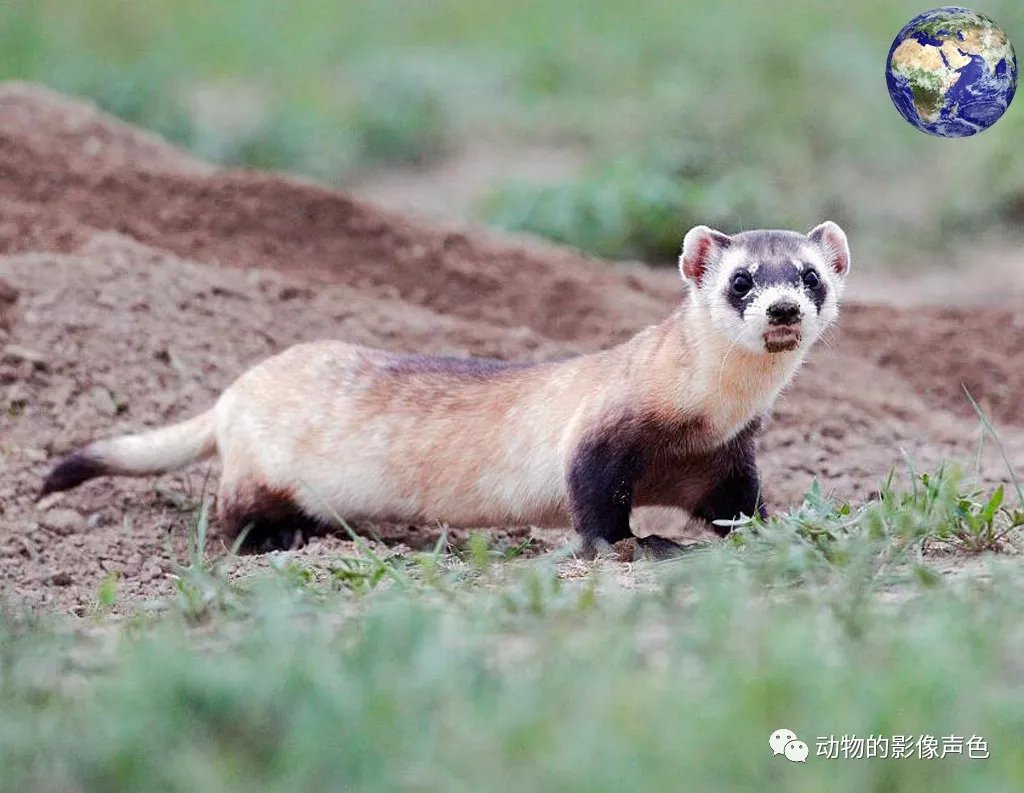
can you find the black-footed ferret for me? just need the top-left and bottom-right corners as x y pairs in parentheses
(41, 223), (850, 558)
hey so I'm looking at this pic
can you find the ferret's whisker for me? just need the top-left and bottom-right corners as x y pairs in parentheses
(717, 335), (741, 395)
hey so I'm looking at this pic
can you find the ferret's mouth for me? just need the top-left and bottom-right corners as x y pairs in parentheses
(763, 326), (801, 353)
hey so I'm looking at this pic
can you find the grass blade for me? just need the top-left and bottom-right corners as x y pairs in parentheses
(963, 386), (1024, 507)
(299, 479), (409, 590)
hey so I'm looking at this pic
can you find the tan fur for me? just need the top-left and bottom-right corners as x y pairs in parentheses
(89, 410), (217, 476)
(81, 298), (795, 529)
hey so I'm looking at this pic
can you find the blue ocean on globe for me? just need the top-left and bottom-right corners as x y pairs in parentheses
(886, 7), (1017, 137)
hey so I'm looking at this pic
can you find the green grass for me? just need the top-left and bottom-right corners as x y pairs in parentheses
(2, 0), (1023, 262)
(3, 462), (1024, 792)
(481, 150), (799, 261)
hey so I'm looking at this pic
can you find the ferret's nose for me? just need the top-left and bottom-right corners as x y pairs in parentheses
(766, 300), (801, 326)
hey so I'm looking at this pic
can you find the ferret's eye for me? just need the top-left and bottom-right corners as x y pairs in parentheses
(802, 269), (821, 289)
(730, 272), (753, 296)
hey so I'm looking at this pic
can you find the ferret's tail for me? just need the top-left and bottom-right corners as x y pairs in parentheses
(39, 409), (218, 499)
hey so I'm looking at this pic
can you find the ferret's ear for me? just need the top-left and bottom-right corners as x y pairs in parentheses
(680, 226), (731, 285)
(808, 221), (850, 278)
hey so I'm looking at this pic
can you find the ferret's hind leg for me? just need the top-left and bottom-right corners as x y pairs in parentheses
(215, 445), (321, 552)
(216, 478), (322, 552)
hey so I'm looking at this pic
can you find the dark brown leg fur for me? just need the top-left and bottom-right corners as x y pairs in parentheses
(217, 482), (322, 553)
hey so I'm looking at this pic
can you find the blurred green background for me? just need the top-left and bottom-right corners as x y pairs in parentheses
(2, 0), (1022, 263)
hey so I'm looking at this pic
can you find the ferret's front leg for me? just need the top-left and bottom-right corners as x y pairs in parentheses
(691, 444), (766, 537)
(566, 441), (643, 559)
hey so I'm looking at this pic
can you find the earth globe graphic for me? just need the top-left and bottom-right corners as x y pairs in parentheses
(886, 7), (1017, 137)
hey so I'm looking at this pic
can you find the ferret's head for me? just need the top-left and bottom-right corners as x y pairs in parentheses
(679, 222), (850, 355)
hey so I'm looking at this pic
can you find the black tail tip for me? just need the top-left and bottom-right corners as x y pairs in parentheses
(38, 450), (107, 500)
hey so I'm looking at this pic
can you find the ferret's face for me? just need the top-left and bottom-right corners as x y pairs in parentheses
(679, 223), (850, 355)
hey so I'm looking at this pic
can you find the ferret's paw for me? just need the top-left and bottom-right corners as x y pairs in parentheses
(576, 537), (615, 561)
(633, 534), (708, 561)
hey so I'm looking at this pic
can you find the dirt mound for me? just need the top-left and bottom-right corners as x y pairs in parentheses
(0, 276), (17, 334)
(0, 84), (663, 347)
(838, 304), (1024, 426)
(2, 83), (1022, 613)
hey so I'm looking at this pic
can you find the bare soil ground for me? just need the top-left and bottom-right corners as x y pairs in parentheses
(2, 83), (1023, 613)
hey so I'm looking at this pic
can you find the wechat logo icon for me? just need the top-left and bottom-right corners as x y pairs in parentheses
(770, 728), (808, 762)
